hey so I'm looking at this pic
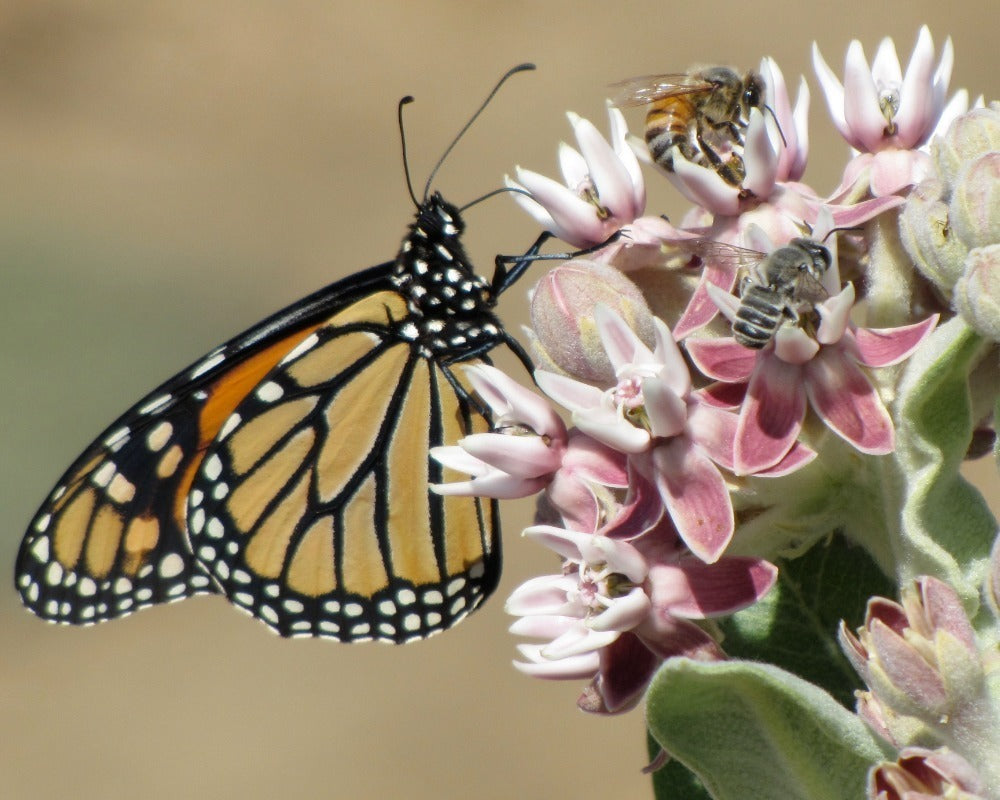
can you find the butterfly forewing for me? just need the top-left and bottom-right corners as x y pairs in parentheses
(187, 286), (500, 642)
(16, 265), (396, 627)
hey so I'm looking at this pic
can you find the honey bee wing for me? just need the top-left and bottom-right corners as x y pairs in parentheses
(675, 239), (766, 272)
(610, 73), (715, 107)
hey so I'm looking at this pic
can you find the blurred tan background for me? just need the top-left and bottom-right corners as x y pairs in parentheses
(1, 2), (996, 798)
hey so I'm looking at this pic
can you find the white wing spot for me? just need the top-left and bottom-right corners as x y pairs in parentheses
(214, 562), (230, 580)
(136, 588), (153, 602)
(450, 596), (467, 614)
(378, 600), (396, 616)
(190, 576), (211, 589)
(378, 622), (395, 636)
(426, 611), (442, 627)
(190, 352), (226, 379)
(256, 382), (284, 403)
(114, 577), (132, 595)
(323, 600), (341, 614)
(423, 590), (443, 605)
(219, 414), (241, 441)
(319, 620), (340, 634)
(260, 605), (279, 624)
(446, 577), (466, 596)
(264, 584), (280, 598)
(233, 569), (252, 584)
(30, 536), (50, 563)
(344, 602), (363, 617)
(403, 613), (421, 631)
(45, 561), (64, 586)
(78, 578), (97, 597)
(93, 461), (116, 488)
(206, 517), (226, 539)
(212, 483), (229, 501)
(284, 599), (304, 614)
(198, 546), (216, 562)
(104, 427), (130, 450)
(397, 589), (416, 605)
(234, 592), (254, 606)
(189, 507), (205, 535)
(139, 394), (172, 415)
(351, 623), (371, 636)
(35, 514), (51, 533)
(204, 454), (223, 480)
(281, 332), (320, 365)
(159, 553), (186, 579)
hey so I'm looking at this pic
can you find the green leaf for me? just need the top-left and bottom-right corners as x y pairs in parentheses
(647, 730), (713, 800)
(895, 317), (997, 601)
(718, 532), (894, 708)
(646, 660), (890, 800)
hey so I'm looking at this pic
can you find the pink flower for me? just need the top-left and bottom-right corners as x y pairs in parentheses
(430, 364), (627, 532)
(507, 513), (778, 714)
(507, 106), (676, 250)
(813, 26), (969, 196)
(688, 244), (937, 473)
(535, 306), (738, 561)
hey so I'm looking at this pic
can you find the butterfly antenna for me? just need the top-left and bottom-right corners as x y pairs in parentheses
(422, 63), (536, 200)
(458, 185), (532, 213)
(397, 95), (420, 208)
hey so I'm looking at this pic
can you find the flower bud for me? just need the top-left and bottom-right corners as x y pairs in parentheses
(950, 152), (1000, 250)
(898, 178), (968, 291)
(529, 259), (655, 383)
(932, 105), (1000, 187)
(868, 747), (987, 800)
(839, 578), (986, 739)
(953, 244), (1000, 341)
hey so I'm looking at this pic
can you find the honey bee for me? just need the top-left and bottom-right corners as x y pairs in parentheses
(682, 238), (832, 349)
(612, 67), (765, 188)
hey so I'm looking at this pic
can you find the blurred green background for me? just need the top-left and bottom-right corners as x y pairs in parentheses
(1, 3), (996, 798)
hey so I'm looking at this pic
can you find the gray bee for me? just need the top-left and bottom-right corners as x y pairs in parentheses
(683, 237), (833, 349)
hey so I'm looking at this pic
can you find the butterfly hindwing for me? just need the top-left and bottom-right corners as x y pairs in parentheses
(187, 288), (500, 642)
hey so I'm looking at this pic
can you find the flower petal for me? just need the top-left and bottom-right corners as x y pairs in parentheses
(742, 108), (778, 198)
(852, 315), (938, 367)
(811, 41), (851, 144)
(458, 432), (559, 478)
(533, 369), (605, 414)
(686, 337), (757, 382)
(570, 111), (636, 220)
(735, 354), (806, 474)
(651, 439), (734, 562)
(514, 644), (600, 680)
(805, 347), (894, 454)
(648, 556), (778, 618)
(842, 39), (887, 152)
(673, 259), (739, 339)
(582, 632), (661, 714)
(895, 25), (937, 148)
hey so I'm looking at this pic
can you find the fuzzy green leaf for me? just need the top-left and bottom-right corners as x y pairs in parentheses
(646, 660), (889, 800)
(895, 317), (997, 601)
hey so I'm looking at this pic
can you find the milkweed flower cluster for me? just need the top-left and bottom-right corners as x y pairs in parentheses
(434, 25), (999, 798)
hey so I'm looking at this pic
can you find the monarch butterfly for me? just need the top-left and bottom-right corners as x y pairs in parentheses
(16, 64), (550, 643)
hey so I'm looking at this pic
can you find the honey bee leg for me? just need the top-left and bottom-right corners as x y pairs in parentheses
(695, 126), (744, 187)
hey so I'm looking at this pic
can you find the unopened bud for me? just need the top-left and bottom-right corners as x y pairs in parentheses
(953, 244), (1000, 341)
(530, 259), (655, 383)
(899, 178), (968, 290)
(950, 152), (1000, 250)
(932, 105), (1000, 187)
